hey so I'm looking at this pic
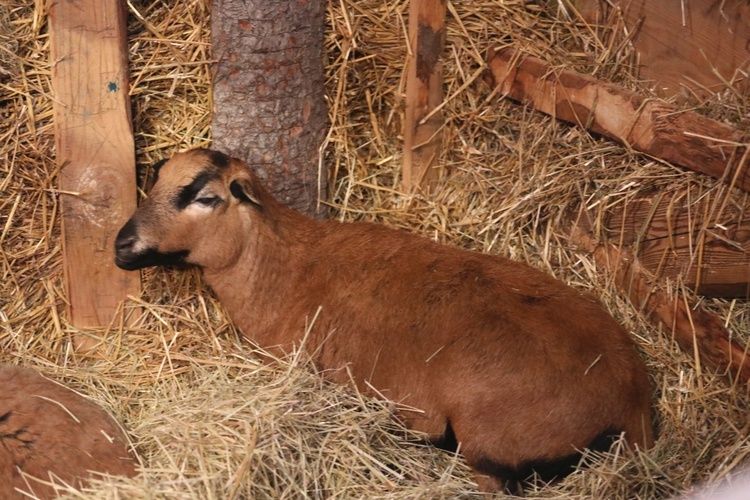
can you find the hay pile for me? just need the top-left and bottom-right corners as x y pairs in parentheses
(1, 0), (748, 498)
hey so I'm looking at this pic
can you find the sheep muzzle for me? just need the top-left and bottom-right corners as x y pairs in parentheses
(114, 218), (190, 270)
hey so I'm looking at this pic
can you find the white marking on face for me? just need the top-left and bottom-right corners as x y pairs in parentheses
(132, 238), (149, 254)
(184, 186), (220, 217)
(185, 202), (215, 217)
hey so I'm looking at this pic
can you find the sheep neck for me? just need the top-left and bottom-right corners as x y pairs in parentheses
(201, 206), (317, 350)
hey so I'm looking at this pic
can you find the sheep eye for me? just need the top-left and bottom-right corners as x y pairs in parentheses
(194, 196), (220, 206)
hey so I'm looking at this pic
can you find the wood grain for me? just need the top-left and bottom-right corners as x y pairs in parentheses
(572, 0), (750, 97)
(602, 188), (750, 297)
(49, 0), (140, 334)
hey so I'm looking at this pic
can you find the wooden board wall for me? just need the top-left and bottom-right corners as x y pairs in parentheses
(486, 47), (750, 297)
(573, 0), (750, 97)
(570, 222), (750, 382)
(600, 187), (750, 297)
(49, 0), (140, 333)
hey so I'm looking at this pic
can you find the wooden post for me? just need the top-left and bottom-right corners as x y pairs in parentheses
(49, 0), (140, 340)
(402, 0), (446, 192)
(484, 47), (750, 193)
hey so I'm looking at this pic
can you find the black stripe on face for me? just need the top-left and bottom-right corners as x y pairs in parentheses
(206, 150), (230, 169)
(116, 248), (191, 271)
(174, 171), (220, 210)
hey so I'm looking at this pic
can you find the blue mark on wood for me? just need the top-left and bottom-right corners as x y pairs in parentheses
(107, 81), (118, 92)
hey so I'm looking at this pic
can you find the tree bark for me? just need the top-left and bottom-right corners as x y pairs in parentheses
(211, 0), (328, 217)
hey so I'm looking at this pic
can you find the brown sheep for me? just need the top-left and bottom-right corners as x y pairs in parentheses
(114, 148), (654, 493)
(0, 364), (137, 498)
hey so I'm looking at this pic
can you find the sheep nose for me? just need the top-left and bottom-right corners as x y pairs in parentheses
(114, 220), (144, 270)
(114, 230), (135, 253)
(114, 220), (138, 254)
(115, 236), (135, 253)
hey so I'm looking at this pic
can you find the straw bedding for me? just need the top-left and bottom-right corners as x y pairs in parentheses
(1, 0), (748, 498)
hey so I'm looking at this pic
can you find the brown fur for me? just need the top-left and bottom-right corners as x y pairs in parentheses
(115, 148), (654, 492)
(0, 364), (137, 498)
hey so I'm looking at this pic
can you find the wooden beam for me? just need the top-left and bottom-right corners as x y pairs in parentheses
(569, 219), (750, 385)
(49, 0), (140, 339)
(602, 188), (750, 298)
(402, 0), (446, 192)
(484, 47), (750, 193)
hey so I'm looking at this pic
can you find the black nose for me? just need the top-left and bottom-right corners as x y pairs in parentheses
(114, 220), (137, 253)
(114, 220), (141, 270)
(114, 233), (134, 253)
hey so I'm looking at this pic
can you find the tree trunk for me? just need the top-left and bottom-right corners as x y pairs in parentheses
(211, 0), (328, 217)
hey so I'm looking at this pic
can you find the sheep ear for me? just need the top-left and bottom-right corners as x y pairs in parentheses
(229, 178), (262, 209)
(152, 158), (168, 180)
(149, 158), (168, 187)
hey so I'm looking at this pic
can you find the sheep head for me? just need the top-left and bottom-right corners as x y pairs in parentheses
(115, 149), (265, 272)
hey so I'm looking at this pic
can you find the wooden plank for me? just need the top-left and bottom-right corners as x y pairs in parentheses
(402, 0), (446, 192)
(572, 0), (750, 97)
(484, 47), (750, 193)
(601, 189), (750, 297)
(49, 0), (140, 336)
(569, 220), (750, 385)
